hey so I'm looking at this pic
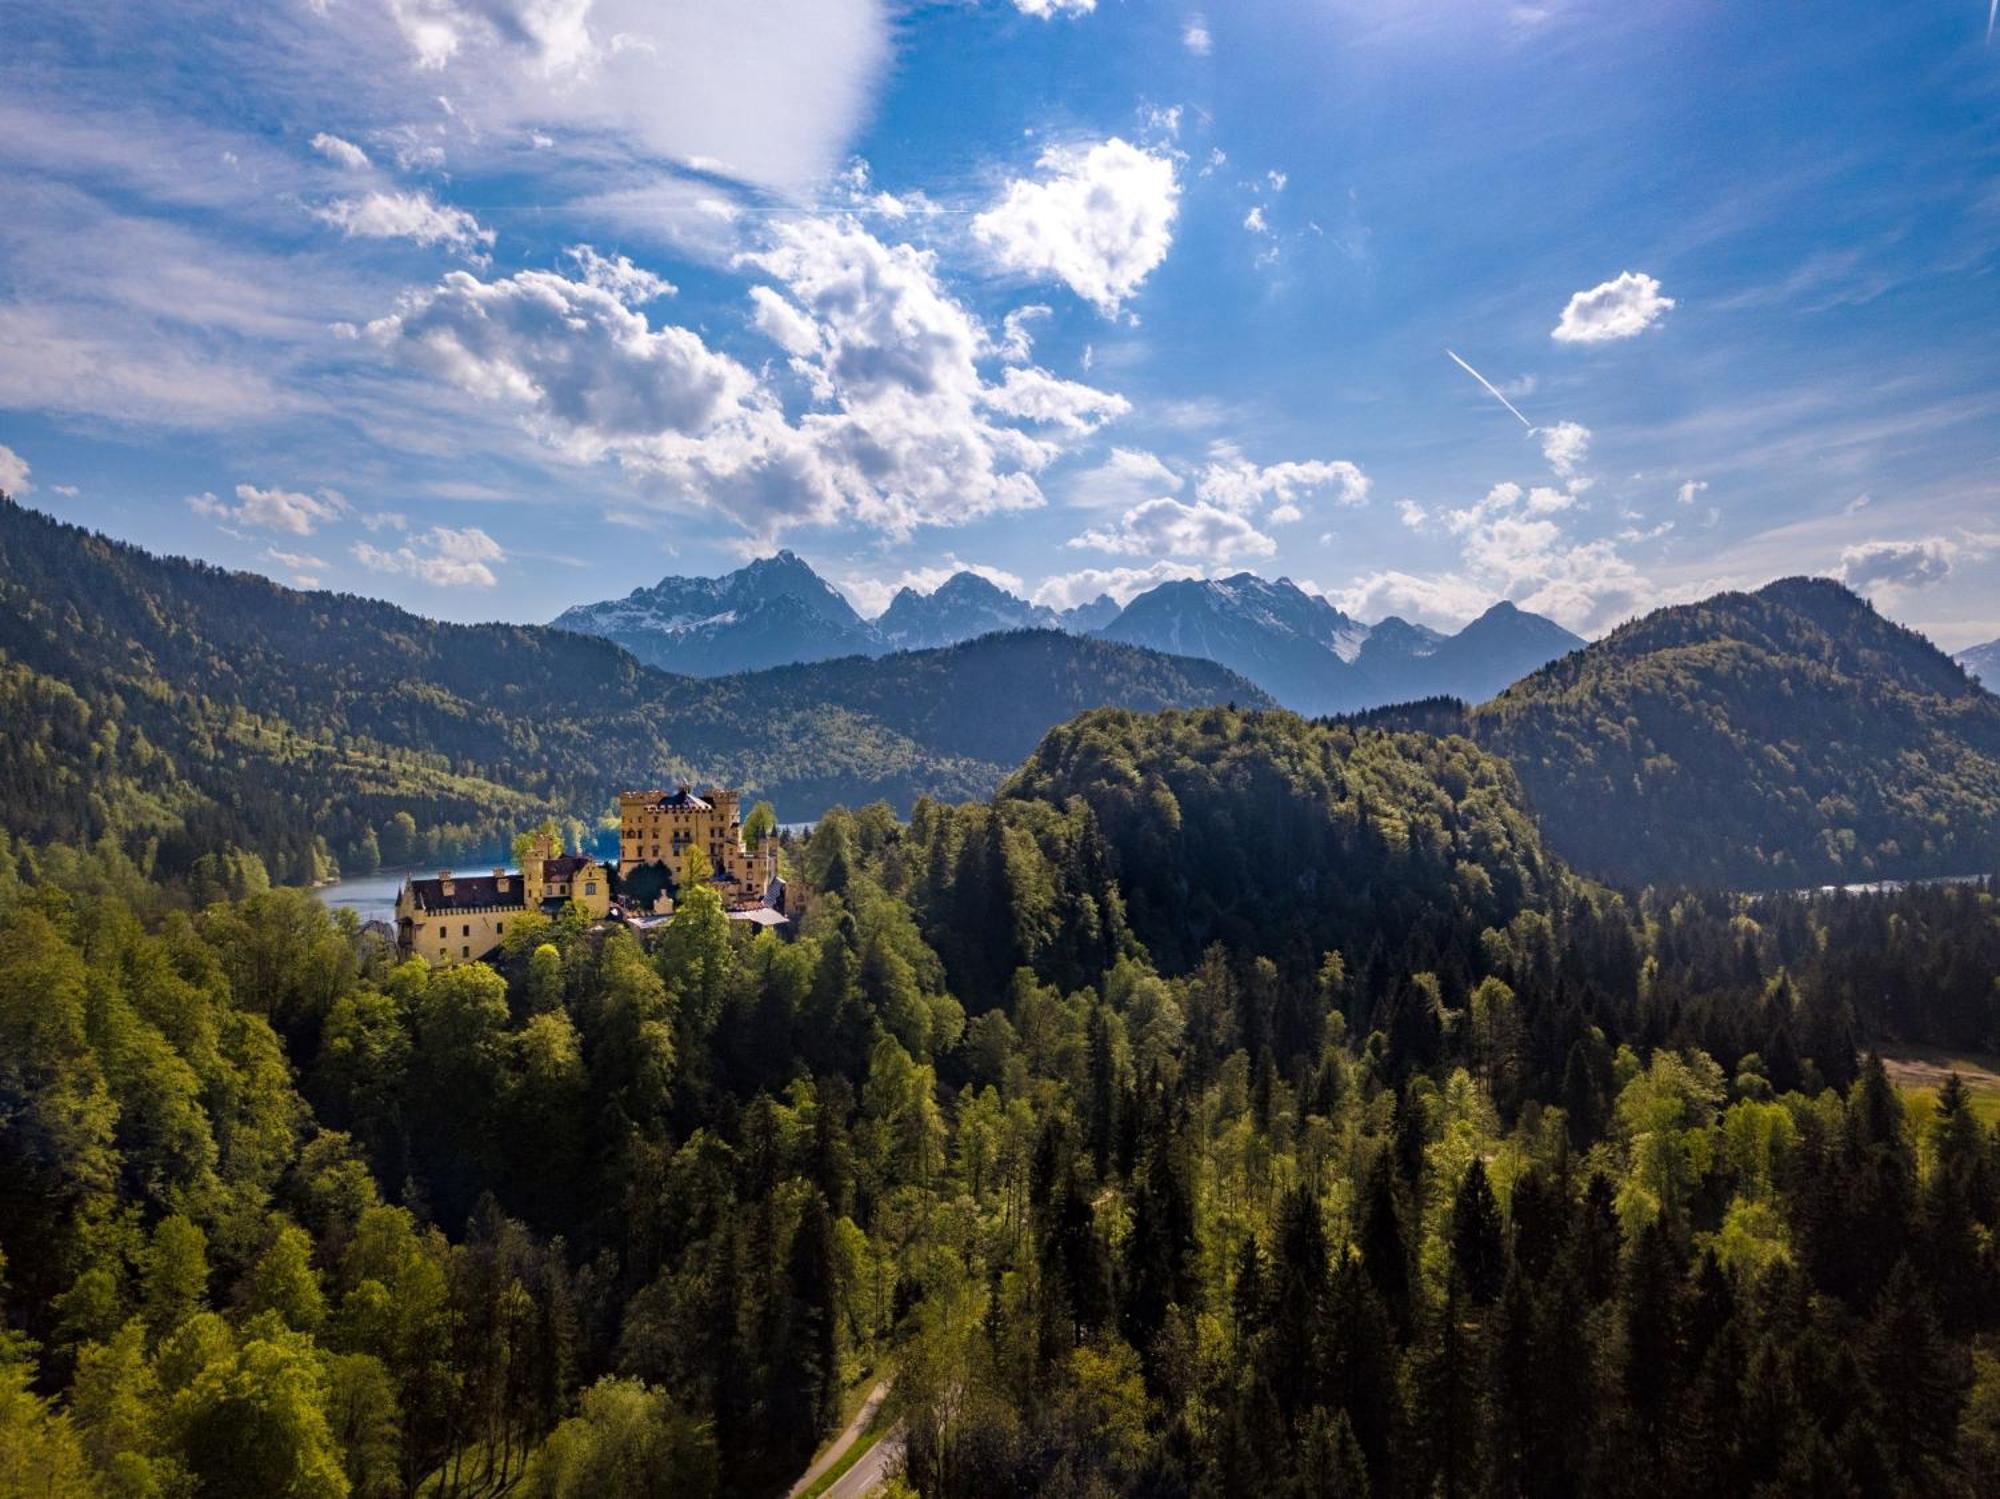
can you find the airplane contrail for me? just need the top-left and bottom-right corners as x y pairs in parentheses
(1989, 0), (1996, 46)
(1445, 348), (1535, 431)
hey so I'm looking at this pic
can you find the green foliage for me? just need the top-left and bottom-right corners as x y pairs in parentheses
(2, 701), (1999, 1499)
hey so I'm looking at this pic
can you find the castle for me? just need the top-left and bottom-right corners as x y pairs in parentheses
(396, 786), (783, 965)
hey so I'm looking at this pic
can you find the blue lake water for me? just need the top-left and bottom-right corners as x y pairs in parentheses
(310, 868), (417, 924)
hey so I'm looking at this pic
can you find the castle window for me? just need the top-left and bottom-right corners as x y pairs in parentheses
(462, 945), (470, 958)
(463, 924), (470, 937)
(585, 882), (597, 895)
(497, 923), (504, 934)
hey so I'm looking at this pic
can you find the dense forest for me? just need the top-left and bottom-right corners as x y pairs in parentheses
(0, 497), (1263, 885)
(6, 706), (2000, 1498)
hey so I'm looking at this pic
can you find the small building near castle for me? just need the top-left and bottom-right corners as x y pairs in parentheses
(396, 830), (611, 965)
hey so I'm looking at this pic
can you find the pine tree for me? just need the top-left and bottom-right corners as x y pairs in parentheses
(1449, 1158), (1506, 1305)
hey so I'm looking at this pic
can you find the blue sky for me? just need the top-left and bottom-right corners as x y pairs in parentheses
(1, 0), (1996, 644)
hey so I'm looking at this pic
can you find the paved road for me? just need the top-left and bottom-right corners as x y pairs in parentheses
(818, 1424), (904, 1499)
(788, 1381), (894, 1499)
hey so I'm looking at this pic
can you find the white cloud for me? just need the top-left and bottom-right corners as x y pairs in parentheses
(0, 443), (31, 494)
(188, 482), (347, 536)
(979, 365), (1130, 434)
(1243, 205), (1269, 235)
(747, 285), (823, 357)
(997, 303), (1052, 364)
(314, 190), (495, 256)
(1676, 478), (1708, 506)
(1838, 534), (1991, 596)
(1552, 270), (1675, 344)
(361, 510), (409, 531)
(369, 267), (761, 449)
(565, 244), (675, 303)
(310, 132), (371, 169)
(1195, 450), (1370, 515)
(1068, 446), (1182, 510)
(1333, 569), (1493, 629)
(353, 523), (505, 587)
(1183, 17), (1212, 54)
(1012, 0), (1095, 16)
(1070, 497), (1275, 564)
(1396, 498), (1427, 529)
(1538, 419), (1591, 479)
(263, 547), (328, 586)
(1033, 559), (1204, 611)
(973, 138), (1180, 316)
(358, 0), (891, 194)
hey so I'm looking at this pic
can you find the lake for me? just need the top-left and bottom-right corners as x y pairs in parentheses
(310, 867), (419, 925)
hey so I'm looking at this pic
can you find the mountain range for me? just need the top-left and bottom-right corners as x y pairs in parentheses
(0, 499), (1264, 883)
(553, 555), (1585, 713)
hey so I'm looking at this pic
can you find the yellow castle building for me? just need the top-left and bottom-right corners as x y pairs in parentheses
(618, 785), (781, 908)
(396, 830), (611, 965)
(397, 789), (783, 965)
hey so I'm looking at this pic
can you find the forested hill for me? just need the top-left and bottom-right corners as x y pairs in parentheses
(1002, 705), (1555, 973)
(1470, 576), (2000, 889)
(0, 498), (1266, 883)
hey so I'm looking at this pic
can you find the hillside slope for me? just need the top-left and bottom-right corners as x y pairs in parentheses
(0, 500), (1268, 880)
(1472, 576), (2000, 887)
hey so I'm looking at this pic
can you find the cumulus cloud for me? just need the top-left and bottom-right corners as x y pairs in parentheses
(1032, 558), (1204, 611)
(368, 268), (760, 449)
(371, 216), (1120, 542)
(314, 190), (495, 256)
(188, 482), (347, 535)
(1068, 447), (1182, 510)
(1837, 535), (1987, 596)
(1195, 450), (1370, 516)
(1677, 478), (1709, 506)
(1538, 420), (1591, 479)
(1070, 497), (1275, 564)
(310, 132), (371, 169)
(1183, 17), (1212, 54)
(980, 365), (1130, 434)
(1396, 498), (1427, 529)
(1012, 0), (1095, 16)
(973, 138), (1180, 316)
(0, 443), (31, 494)
(353, 524), (505, 586)
(1332, 569), (1494, 630)
(565, 244), (675, 303)
(1552, 270), (1675, 344)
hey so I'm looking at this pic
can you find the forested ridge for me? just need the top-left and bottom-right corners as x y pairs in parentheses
(7, 706), (2000, 1498)
(1468, 577), (2000, 889)
(0, 497), (1264, 884)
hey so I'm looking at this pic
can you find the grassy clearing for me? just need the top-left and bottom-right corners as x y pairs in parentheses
(1883, 1046), (2000, 1131)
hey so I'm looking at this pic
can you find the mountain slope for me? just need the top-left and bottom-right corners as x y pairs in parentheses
(1472, 577), (2000, 888)
(1098, 574), (1580, 714)
(1098, 574), (1371, 715)
(550, 550), (879, 674)
(0, 499), (1271, 880)
(875, 570), (1061, 650)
